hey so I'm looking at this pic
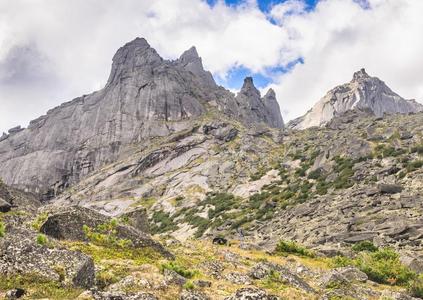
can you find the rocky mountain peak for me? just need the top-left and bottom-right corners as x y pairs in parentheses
(107, 37), (163, 85)
(263, 88), (276, 99)
(177, 46), (215, 87)
(289, 69), (423, 129)
(179, 46), (200, 63)
(239, 77), (260, 99)
(352, 68), (370, 81)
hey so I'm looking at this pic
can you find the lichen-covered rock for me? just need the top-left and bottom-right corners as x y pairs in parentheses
(180, 290), (210, 300)
(163, 269), (186, 286)
(224, 287), (279, 300)
(248, 262), (315, 293)
(0, 228), (95, 288)
(39, 206), (173, 259)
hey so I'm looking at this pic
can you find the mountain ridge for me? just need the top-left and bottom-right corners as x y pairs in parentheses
(289, 68), (423, 129)
(0, 37), (284, 198)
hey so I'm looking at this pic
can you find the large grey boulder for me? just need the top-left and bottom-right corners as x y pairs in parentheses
(290, 68), (423, 129)
(0, 227), (95, 288)
(39, 206), (173, 259)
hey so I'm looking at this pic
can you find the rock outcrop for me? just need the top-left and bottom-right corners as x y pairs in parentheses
(290, 68), (423, 129)
(0, 38), (283, 199)
(0, 227), (95, 288)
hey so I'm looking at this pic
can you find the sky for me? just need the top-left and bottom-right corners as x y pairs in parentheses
(1, 0), (423, 133)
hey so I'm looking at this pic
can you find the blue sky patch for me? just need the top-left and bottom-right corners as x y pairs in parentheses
(215, 57), (304, 91)
(206, 0), (319, 12)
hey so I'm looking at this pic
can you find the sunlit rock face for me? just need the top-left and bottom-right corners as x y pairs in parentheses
(290, 68), (423, 130)
(0, 37), (284, 198)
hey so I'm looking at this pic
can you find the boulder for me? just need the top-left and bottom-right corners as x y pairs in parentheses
(400, 253), (423, 274)
(119, 207), (150, 233)
(180, 290), (210, 300)
(378, 184), (403, 194)
(0, 197), (12, 213)
(0, 228), (95, 288)
(40, 206), (173, 259)
(224, 272), (252, 285)
(320, 267), (367, 288)
(248, 262), (315, 293)
(224, 287), (279, 300)
(5, 288), (25, 299)
(164, 269), (186, 286)
(194, 280), (212, 288)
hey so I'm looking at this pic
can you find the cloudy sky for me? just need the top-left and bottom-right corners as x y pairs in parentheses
(1, 0), (423, 133)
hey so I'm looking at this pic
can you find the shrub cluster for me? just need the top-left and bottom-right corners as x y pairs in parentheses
(275, 240), (315, 258)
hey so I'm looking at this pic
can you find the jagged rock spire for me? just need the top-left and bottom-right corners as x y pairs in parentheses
(263, 88), (284, 128)
(177, 46), (215, 87)
(352, 68), (370, 81)
(107, 37), (163, 86)
(239, 77), (261, 99)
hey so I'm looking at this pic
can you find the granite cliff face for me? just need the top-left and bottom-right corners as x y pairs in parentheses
(290, 68), (423, 129)
(0, 37), (283, 198)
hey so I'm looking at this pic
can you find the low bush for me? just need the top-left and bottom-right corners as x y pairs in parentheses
(332, 248), (415, 286)
(275, 240), (315, 258)
(409, 275), (423, 298)
(36, 233), (48, 246)
(356, 248), (415, 285)
(160, 261), (197, 278)
(351, 241), (378, 252)
(0, 221), (5, 238)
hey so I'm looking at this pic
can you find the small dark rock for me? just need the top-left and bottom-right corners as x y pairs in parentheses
(5, 288), (25, 299)
(212, 237), (228, 245)
(0, 197), (12, 213)
(378, 184), (403, 194)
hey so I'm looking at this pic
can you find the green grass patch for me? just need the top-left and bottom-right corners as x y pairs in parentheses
(0, 274), (82, 299)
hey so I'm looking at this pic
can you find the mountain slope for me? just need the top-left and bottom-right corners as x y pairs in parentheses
(290, 68), (423, 129)
(0, 38), (283, 199)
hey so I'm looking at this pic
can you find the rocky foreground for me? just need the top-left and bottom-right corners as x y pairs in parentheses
(1, 110), (423, 299)
(1, 188), (423, 300)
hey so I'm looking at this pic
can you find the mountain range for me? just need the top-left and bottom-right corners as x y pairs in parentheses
(0, 37), (423, 300)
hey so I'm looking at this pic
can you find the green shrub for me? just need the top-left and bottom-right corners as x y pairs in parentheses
(332, 248), (415, 286)
(411, 144), (423, 155)
(183, 280), (195, 290)
(204, 193), (237, 219)
(275, 240), (315, 257)
(160, 262), (196, 278)
(408, 276), (423, 298)
(0, 221), (5, 238)
(32, 213), (49, 231)
(406, 160), (423, 172)
(332, 156), (355, 189)
(351, 241), (378, 252)
(82, 222), (133, 248)
(308, 168), (323, 180)
(36, 234), (48, 246)
(151, 211), (178, 234)
(355, 248), (415, 285)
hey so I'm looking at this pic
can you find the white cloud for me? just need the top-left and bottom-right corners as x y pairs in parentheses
(0, 0), (422, 132)
(268, 0), (423, 120)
